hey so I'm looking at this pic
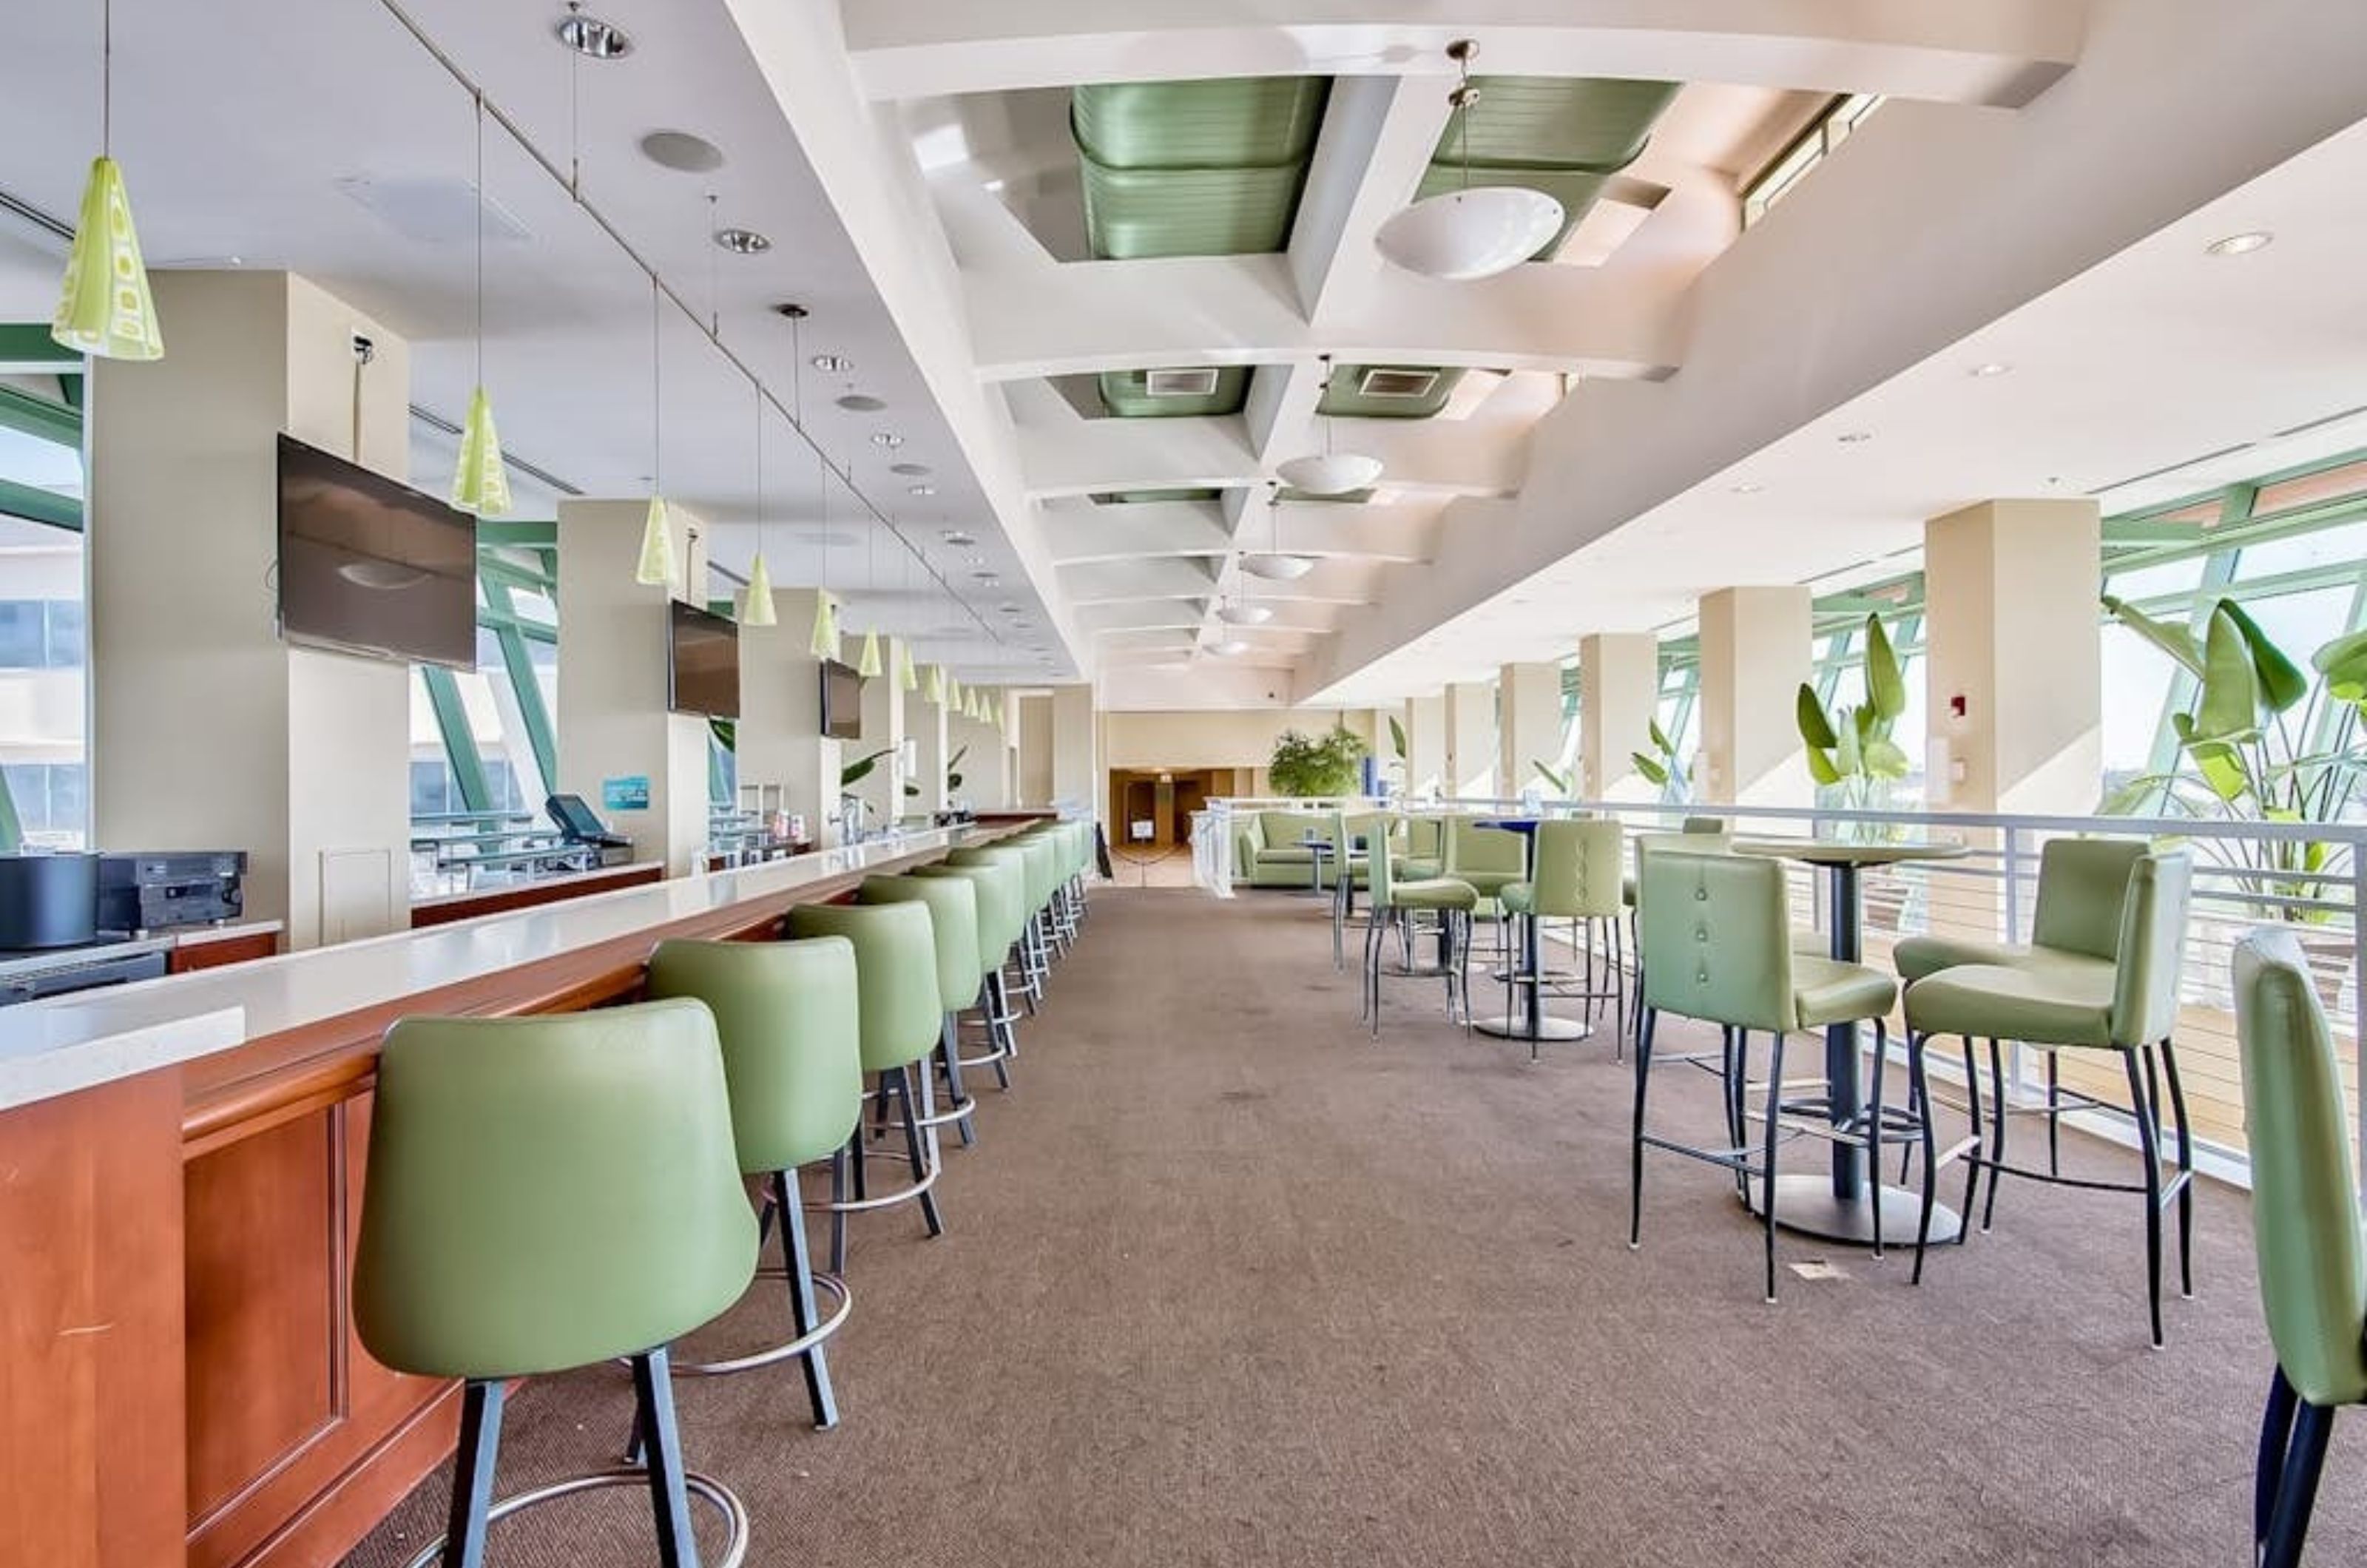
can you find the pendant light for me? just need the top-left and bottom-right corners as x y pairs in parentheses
(450, 93), (513, 516)
(634, 274), (675, 587)
(854, 508), (882, 675)
(1241, 485), (1317, 581)
(1375, 40), (1564, 282)
(739, 379), (777, 625)
(53, 0), (163, 360)
(857, 628), (883, 678)
(926, 662), (946, 705)
(1276, 355), (1382, 496)
(897, 636), (918, 692)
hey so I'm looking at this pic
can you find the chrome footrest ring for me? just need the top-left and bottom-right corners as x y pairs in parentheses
(810, 1154), (942, 1214)
(676, 1271), (851, 1376)
(399, 1467), (749, 1568)
(911, 1092), (977, 1130)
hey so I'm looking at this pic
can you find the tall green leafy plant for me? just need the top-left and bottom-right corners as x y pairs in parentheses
(2101, 594), (2367, 921)
(1796, 613), (1911, 810)
(1268, 724), (1369, 798)
(1629, 717), (1692, 803)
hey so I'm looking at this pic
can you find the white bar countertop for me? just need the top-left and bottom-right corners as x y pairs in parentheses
(0, 828), (976, 1112)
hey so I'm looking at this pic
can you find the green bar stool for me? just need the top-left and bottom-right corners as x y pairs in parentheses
(1902, 848), (2194, 1345)
(1010, 835), (1063, 989)
(949, 843), (1041, 1019)
(860, 872), (985, 1147)
(1497, 818), (1627, 1055)
(786, 901), (948, 1273)
(1397, 814), (1446, 880)
(354, 1001), (760, 1568)
(1360, 831), (1477, 1036)
(2235, 929), (2367, 1567)
(1328, 809), (1387, 970)
(1630, 851), (1902, 1302)
(644, 937), (862, 1430)
(916, 856), (1027, 1082)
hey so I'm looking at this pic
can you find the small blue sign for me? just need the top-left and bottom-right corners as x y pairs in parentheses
(601, 774), (651, 812)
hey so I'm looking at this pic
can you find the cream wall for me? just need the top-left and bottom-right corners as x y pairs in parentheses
(1697, 585), (1811, 806)
(1101, 707), (1376, 774)
(1498, 662), (1566, 797)
(1581, 631), (1661, 801)
(852, 637), (907, 824)
(1018, 693), (1055, 805)
(1405, 695), (1446, 797)
(1444, 680), (1496, 798)
(1049, 683), (1095, 814)
(736, 587), (843, 847)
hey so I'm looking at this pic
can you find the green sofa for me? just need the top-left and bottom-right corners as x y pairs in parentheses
(1232, 810), (1343, 888)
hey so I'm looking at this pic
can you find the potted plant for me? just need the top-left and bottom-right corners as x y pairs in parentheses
(1267, 724), (1369, 799)
(1796, 612), (1911, 830)
(2102, 594), (2367, 1004)
(1385, 714), (1408, 798)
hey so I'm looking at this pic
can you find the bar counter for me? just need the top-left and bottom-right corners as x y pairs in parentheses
(0, 824), (1010, 1568)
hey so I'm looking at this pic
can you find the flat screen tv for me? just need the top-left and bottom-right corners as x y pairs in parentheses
(276, 433), (477, 669)
(669, 601), (741, 718)
(820, 658), (863, 741)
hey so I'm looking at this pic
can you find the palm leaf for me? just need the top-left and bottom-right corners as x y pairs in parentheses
(1632, 751), (1669, 786)
(1804, 743), (1842, 788)
(1795, 683), (1837, 749)
(1863, 614), (1906, 722)
(1387, 714), (1408, 760)
(2102, 594), (2206, 677)
(2192, 604), (2263, 743)
(2312, 627), (2367, 702)
(2221, 598), (2308, 713)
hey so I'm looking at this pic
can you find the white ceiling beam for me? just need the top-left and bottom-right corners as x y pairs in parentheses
(848, 1), (2083, 108)
(1017, 411), (1529, 499)
(1079, 603), (1212, 633)
(1059, 556), (1223, 604)
(1042, 500), (1234, 564)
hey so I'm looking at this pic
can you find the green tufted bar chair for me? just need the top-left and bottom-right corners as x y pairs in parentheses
(1328, 809), (1389, 970)
(644, 938), (862, 1431)
(860, 873), (985, 1149)
(786, 900), (948, 1272)
(1361, 830), (1478, 1037)
(1397, 814), (1447, 881)
(1499, 819), (1627, 1052)
(354, 1001), (760, 1568)
(2235, 929), (2367, 1567)
(916, 856), (1027, 1083)
(1902, 848), (2195, 1345)
(1630, 850), (1903, 1302)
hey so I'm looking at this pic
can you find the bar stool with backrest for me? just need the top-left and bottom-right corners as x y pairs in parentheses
(2234, 928), (2367, 1567)
(1010, 834), (1064, 989)
(1902, 847), (2194, 1345)
(786, 900), (949, 1273)
(1447, 815), (1528, 968)
(915, 854), (1027, 1084)
(858, 873), (984, 1149)
(1499, 818), (1627, 1049)
(354, 1001), (760, 1568)
(1397, 814), (1446, 880)
(644, 937), (862, 1430)
(1328, 808), (1388, 970)
(950, 844), (1043, 1017)
(1630, 850), (1904, 1302)
(1361, 830), (1477, 1036)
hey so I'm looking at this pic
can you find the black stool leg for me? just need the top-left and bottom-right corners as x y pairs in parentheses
(1982, 1038), (2009, 1233)
(2263, 1399), (2336, 1568)
(2122, 1046), (2166, 1348)
(2257, 1366), (2300, 1557)
(1763, 1031), (1787, 1305)
(446, 1379), (505, 1568)
(2159, 1037), (2195, 1300)
(939, 1015), (976, 1147)
(631, 1348), (700, 1568)
(897, 1063), (947, 1237)
(1628, 1006), (1657, 1250)
(1910, 1031), (1939, 1285)
(772, 1171), (840, 1430)
(1959, 1036), (1985, 1240)
(828, 1143), (851, 1275)
(1867, 1019), (1890, 1260)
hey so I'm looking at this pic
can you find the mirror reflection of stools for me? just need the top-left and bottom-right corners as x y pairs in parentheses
(948, 845), (1041, 1020)
(786, 900), (949, 1274)
(352, 1001), (760, 1568)
(859, 873), (984, 1147)
(914, 856), (1027, 1084)
(644, 936), (863, 1431)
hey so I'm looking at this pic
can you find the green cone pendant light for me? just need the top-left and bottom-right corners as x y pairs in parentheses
(740, 382), (776, 624)
(856, 629), (883, 678)
(450, 96), (512, 515)
(925, 663), (947, 705)
(635, 496), (675, 587)
(635, 275), (675, 588)
(897, 635), (917, 691)
(808, 589), (840, 660)
(53, 0), (161, 360)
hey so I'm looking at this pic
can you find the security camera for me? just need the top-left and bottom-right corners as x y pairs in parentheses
(351, 332), (377, 365)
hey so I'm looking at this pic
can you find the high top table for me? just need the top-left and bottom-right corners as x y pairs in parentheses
(1734, 834), (1969, 1246)
(1470, 817), (1590, 1044)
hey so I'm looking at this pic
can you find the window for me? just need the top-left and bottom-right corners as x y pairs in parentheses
(409, 531), (561, 833)
(0, 376), (88, 849)
(1742, 94), (1883, 227)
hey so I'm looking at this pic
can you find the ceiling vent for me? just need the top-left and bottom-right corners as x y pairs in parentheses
(336, 176), (533, 246)
(1360, 367), (1440, 401)
(1143, 367), (1223, 399)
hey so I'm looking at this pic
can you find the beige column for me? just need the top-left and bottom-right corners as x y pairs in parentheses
(1444, 680), (1496, 798)
(90, 271), (414, 948)
(1497, 662), (1566, 796)
(948, 700), (1007, 809)
(853, 639), (907, 825)
(1698, 586), (1811, 806)
(726, 588), (840, 845)
(1581, 632), (1661, 801)
(556, 499), (715, 872)
(1923, 499), (2102, 814)
(911, 686), (950, 817)
(1018, 693), (1054, 805)
(1405, 694), (1446, 799)
(1050, 683), (1096, 814)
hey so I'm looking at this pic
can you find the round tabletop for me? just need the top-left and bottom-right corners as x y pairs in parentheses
(1472, 817), (1543, 833)
(1732, 835), (1969, 869)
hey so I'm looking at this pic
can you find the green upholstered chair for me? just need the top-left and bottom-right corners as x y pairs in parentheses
(1630, 851), (1903, 1302)
(1894, 837), (2145, 983)
(1360, 831), (1479, 1037)
(950, 843), (1043, 1016)
(354, 1001), (759, 1568)
(1011, 834), (1064, 983)
(2235, 929), (2367, 1567)
(1397, 814), (1447, 881)
(916, 856), (1027, 1081)
(1499, 818), (1627, 1047)
(1328, 810), (1390, 970)
(645, 937), (862, 1430)
(1445, 815), (1526, 899)
(1902, 848), (2195, 1345)
(786, 900), (948, 1270)
(860, 873), (985, 1149)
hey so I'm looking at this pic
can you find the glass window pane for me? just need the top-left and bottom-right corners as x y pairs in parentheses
(2104, 556), (2208, 604)
(2232, 519), (2367, 582)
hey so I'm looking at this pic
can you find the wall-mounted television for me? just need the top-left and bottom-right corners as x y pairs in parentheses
(276, 433), (476, 669)
(820, 658), (863, 741)
(668, 601), (741, 718)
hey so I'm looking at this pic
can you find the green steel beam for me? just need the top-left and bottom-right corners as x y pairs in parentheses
(0, 385), (80, 448)
(476, 519), (557, 548)
(0, 325), (82, 371)
(420, 665), (493, 812)
(479, 578), (558, 786)
(0, 768), (23, 852)
(0, 477), (81, 532)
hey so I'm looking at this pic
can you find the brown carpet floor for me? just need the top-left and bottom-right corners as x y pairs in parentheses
(345, 886), (2363, 1567)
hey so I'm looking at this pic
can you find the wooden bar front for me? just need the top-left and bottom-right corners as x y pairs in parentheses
(2, 831), (1008, 1568)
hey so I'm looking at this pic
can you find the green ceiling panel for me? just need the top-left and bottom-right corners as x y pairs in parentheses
(1098, 366), (1253, 419)
(1276, 487), (1376, 504)
(1073, 77), (1331, 260)
(1317, 364), (1469, 421)
(1416, 76), (1679, 262)
(1093, 489), (1225, 505)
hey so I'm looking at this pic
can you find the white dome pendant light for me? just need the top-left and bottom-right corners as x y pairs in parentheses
(1240, 484), (1317, 581)
(1375, 40), (1563, 283)
(1276, 354), (1382, 496)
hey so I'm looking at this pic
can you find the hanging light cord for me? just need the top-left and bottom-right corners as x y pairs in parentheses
(473, 92), (485, 391)
(649, 271), (662, 493)
(753, 379), (764, 565)
(1451, 40), (1479, 195)
(100, 0), (113, 156)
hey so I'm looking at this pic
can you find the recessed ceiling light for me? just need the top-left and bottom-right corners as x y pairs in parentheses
(871, 432), (904, 448)
(940, 529), (976, 546)
(2206, 231), (2273, 257)
(713, 227), (770, 254)
(890, 462), (930, 477)
(1729, 481), (1764, 495)
(973, 571), (1001, 585)
(1209, 639), (1252, 658)
(556, 7), (632, 58)
(1968, 362), (2012, 378)
(639, 131), (723, 174)
(1837, 430), (1874, 445)
(909, 484), (936, 497)
(837, 393), (887, 413)
(811, 352), (851, 372)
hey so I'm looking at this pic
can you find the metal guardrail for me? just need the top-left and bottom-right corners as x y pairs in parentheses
(1195, 794), (2367, 1189)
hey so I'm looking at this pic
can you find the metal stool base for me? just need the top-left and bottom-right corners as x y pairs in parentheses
(399, 1468), (749, 1568)
(675, 1271), (851, 1376)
